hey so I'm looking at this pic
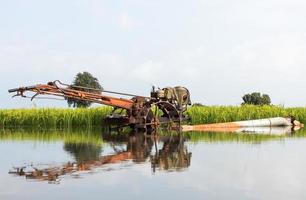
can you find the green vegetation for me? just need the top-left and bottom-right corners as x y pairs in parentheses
(0, 105), (306, 128)
(0, 107), (112, 129)
(242, 92), (271, 105)
(187, 105), (306, 125)
(67, 71), (103, 108)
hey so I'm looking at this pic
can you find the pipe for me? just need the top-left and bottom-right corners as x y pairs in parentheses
(182, 117), (304, 133)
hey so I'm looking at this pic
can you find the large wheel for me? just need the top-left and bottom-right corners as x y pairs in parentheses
(155, 101), (180, 123)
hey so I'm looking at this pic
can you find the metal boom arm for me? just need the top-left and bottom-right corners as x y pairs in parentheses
(8, 80), (135, 110)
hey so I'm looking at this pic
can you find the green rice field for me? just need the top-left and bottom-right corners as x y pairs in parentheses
(0, 105), (305, 128)
(187, 105), (306, 125)
(0, 107), (112, 128)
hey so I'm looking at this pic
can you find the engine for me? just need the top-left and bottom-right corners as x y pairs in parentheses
(151, 86), (191, 112)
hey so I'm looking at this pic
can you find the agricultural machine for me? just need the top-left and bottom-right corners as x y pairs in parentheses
(8, 80), (191, 131)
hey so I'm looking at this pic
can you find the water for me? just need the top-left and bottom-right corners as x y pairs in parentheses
(1, 128), (306, 200)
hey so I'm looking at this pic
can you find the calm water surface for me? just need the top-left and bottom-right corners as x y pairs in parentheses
(1, 128), (306, 200)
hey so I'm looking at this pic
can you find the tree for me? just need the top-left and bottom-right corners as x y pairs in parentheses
(192, 103), (204, 107)
(242, 92), (271, 105)
(67, 72), (103, 108)
(261, 94), (271, 105)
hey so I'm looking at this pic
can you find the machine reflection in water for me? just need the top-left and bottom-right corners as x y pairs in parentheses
(8, 131), (192, 184)
(151, 136), (191, 172)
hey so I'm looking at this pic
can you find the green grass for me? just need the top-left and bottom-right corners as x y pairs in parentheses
(0, 107), (112, 129)
(187, 105), (306, 125)
(0, 105), (306, 128)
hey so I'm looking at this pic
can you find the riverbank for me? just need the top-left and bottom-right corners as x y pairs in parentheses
(1, 105), (306, 128)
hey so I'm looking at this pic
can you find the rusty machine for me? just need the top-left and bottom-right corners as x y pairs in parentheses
(8, 80), (191, 131)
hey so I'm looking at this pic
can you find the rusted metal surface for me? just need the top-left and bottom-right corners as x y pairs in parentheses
(9, 81), (135, 109)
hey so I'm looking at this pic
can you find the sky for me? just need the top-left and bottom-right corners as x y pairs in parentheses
(1, 0), (306, 108)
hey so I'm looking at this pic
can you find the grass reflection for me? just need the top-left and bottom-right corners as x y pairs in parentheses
(0, 127), (104, 145)
(0, 127), (305, 145)
(183, 128), (306, 144)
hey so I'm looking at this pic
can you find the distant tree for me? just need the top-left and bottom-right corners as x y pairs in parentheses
(67, 72), (103, 108)
(261, 94), (271, 105)
(242, 92), (271, 105)
(192, 103), (204, 107)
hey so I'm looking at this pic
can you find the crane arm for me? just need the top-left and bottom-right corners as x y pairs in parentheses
(8, 80), (135, 110)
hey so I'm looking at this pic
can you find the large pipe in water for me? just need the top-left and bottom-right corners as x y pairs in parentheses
(182, 117), (304, 133)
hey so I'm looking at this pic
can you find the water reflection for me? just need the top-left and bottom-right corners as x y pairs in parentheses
(2, 128), (306, 200)
(64, 143), (102, 163)
(151, 136), (191, 172)
(3, 127), (306, 184)
(8, 131), (191, 183)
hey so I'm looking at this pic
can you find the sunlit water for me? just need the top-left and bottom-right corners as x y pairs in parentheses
(1, 128), (306, 200)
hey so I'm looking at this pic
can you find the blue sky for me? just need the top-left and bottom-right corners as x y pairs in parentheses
(1, 0), (306, 108)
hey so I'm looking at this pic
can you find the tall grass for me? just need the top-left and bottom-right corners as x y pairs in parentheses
(0, 107), (112, 129)
(0, 105), (306, 128)
(187, 105), (306, 125)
